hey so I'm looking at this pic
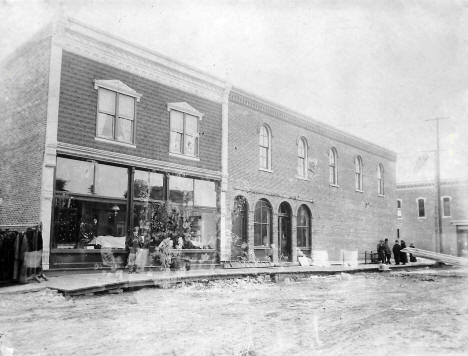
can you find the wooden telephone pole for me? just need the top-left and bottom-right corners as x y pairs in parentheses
(425, 117), (449, 253)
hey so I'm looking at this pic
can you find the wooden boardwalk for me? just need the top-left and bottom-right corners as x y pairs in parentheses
(0, 259), (440, 296)
(43, 260), (438, 296)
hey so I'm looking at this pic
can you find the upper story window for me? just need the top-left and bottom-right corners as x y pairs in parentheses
(297, 137), (308, 178)
(168, 102), (203, 159)
(397, 199), (402, 218)
(355, 156), (363, 191)
(442, 196), (451, 217)
(377, 163), (384, 195)
(94, 80), (141, 145)
(259, 125), (272, 170)
(417, 198), (425, 218)
(328, 147), (338, 185)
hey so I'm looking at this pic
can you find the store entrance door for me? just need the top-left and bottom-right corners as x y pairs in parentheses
(456, 226), (468, 257)
(278, 202), (292, 262)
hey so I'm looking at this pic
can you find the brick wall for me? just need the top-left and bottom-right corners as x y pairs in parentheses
(0, 38), (51, 225)
(396, 181), (468, 255)
(226, 95), (396, 261)
(58, 51), (222, 172)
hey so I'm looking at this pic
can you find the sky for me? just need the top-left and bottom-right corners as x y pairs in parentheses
(1, 0), (467, 183)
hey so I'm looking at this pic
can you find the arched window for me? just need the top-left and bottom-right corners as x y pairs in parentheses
(329, 147), (338, 185)
(254, 199), (272, 246)
(442, 196), (451, 217)
(259, 125), (271, 170)
(297, 205), (311, 248)
(417, 198), (425, 218)
(377, 163), (384, 195)
(355, 156), (363, 191)
(297, 137), (308, 178)
(397, 199), (402, 218)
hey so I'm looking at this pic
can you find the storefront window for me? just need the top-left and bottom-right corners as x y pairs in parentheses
(53, 158), (219, 252)
(194, 180), (216, 207)
(169, 176), (194, 205)
(94, 164), (128, 198)
(53, 159), (128, 249)
(55, 157), (94, 194)
(133, 170), (164, 236)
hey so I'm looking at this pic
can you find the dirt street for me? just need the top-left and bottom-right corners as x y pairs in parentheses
(1, 268), (467, 355)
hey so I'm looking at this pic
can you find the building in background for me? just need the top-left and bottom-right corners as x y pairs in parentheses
(396, 180), (468, 257)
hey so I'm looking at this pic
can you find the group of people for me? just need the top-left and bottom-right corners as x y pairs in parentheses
(377, 238), (417, 265)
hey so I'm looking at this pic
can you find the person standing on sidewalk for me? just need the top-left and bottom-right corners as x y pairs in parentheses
(384, 238), (391, 264)
(377, 240), (386, 264)
(392, 240), (401, 265)
(400, 240), (408, 265)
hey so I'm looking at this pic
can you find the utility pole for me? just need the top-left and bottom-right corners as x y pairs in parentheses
(425, 117), (449, 253)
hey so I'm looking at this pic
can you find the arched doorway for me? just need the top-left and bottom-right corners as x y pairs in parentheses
(278, 202), (292, 262)
(231, 196), (248, 259)
(297, 205), (311, 256)
(254, 199), (273, 261)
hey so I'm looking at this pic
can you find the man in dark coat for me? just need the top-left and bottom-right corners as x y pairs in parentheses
(392, 240), (401, 265)
(384, 238), (391, 264)
(377, 240), (386, 264)
(400, 240), (408, 265)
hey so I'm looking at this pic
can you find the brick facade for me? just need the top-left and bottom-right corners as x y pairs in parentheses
(226, 89), (396, 261)
(396, 180), (468, 256)
(0, 36), (51, 226)
(58, 51), (222, 172)
(1, 18), (398, 268)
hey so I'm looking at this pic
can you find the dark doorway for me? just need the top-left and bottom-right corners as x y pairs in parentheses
(231, 196), (248, 259)
(278, 202), (292, 262)
(457, 227), (468, 257)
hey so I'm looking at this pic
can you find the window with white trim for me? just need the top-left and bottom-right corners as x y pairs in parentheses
(355, 156), (363, 191)
(168, 102), (203, 158)
(397, 199), (402, 218)
(297, 137), (308, 178)
(329, 147), (338, 185)
(417, 198), (425, 218)
(377, 163), (384, 195)
(442, 196), (451, 217)
(259, 125), (271, 170)
(94, 80), (141, 145)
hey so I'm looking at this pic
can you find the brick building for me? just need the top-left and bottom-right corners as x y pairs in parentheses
(396, 180), (468, 257)
(225, 89), (396, 263)
(0, 19), (227, 269)
(0, 18), (396, 269)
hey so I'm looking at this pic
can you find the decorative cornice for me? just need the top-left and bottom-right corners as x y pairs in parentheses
(167, 102), (204, 118)
(230, 88), (397, 161)
(56, 142), (222, 181)
(94, 79), (142, 101)
(56, 18), (226, 103)
(397, 179), (468, 189)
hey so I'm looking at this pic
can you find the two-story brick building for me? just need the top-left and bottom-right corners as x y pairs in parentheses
(0, 18), (396, 269)
(225, 89), (396, 263)
(396, 180), (468, 257)
(0, 18), (228, 269)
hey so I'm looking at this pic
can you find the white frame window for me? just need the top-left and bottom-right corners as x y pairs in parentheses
(377, 163), (385, 196)
(355, 156), (363, 191)
(417, 197), (426, 218)
(397, 199), (402, 218)
(329, 147), (338, 186)
(297, 137), (308, 178)
(168, 102), (203, 159)
(259, 125), (272, 171)
(442, 196), (452, 218)
(94, 80), (141, 146)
